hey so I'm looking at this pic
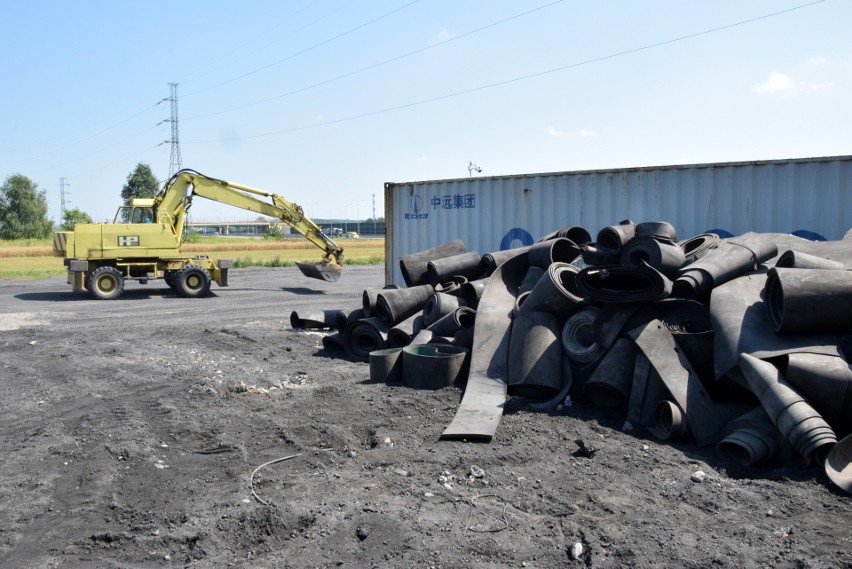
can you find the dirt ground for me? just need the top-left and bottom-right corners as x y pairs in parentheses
(0, 266), (850, 569)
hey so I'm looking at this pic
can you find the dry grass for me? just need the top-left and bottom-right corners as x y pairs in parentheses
(0, 246), (53, 258)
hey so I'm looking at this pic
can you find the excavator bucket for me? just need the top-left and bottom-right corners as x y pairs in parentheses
(296, 260), (342, 283)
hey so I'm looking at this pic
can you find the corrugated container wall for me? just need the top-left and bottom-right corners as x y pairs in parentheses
(384, 155), (852, 285)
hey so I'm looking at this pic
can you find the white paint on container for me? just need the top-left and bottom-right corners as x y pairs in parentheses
(384, 155), (852, 285)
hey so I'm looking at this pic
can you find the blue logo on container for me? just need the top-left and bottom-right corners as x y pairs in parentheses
(500, 227), (534, 250)
(405, 195), (428, 220)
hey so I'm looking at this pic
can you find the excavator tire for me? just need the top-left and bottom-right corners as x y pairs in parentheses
(89, 266), (125, 300)
(175, 264), (211, 298)
(163, 270), (177, 290)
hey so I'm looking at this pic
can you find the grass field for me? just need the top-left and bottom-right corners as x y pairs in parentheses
(0, 237), (384, 280)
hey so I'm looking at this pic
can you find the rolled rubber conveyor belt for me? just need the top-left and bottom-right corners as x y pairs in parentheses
(426, 251), (484, 286)
(738, 353), (836, 465)
(519, 262), (584, 318)
(427, 306), (476, 338)
(651, 400), (690, 441)
(576, 264), (672, 303)
(784, 353), (852, 437)
(336, 307), (366, 333)
(775, 249), (845, 270)
(635, 221), (677, 241)
(375, 283), (435, 327)
(596, 221), (636, 254)
(825, 432), (852, 495)
(399, 239), (467, 287)
(673, 232), (777, 300)
(422, 292), (462, 326)
(708, 269), (840, 380)
(527, 237), (582, 269)
(343, 317), (389, 361)
(561, 307), (605, 366)
(619, 235), (685, 278)
(480, 246), (531, 276)
(289, 309), (340, 330)
(678, 233), (721, 264)
(627, 319), (725, 447)
(362, 285), (399, 317)
(537, 225), (591, 246)
(764, 267), (852, 334)
(386, 313), (425, 348)
(715, 406), (785, 467)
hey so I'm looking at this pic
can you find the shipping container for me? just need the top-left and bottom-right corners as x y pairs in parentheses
(384, 155), (852, 285)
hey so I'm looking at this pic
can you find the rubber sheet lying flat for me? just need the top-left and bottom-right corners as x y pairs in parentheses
(441, 250), (529, 440)
(763, 233), (852, 268)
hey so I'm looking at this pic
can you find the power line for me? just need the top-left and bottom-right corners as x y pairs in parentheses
(0, 102), (159, 168)
(35, 125), (160, 172)
(177, 0), (324, 84)
(187, 0), (825, 144)
(185, 0), (565, 120)
(184, 0), (421, 97)
(0, 2), (346, 169)
(67, 144), (163, 180)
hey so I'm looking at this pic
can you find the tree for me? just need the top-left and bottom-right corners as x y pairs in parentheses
(121, 163), (160, 204)
(0, 174), (53, 239)
(264, 222), (285, 240)
(61, 207), (93, 231)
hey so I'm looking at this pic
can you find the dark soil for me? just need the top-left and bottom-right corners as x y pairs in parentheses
(0, 266), (849, 568)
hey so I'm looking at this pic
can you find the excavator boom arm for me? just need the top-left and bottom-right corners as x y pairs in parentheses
(158, 170), (343, 280)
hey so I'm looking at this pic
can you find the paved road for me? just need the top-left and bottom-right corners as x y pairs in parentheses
(0, 265), (385, 331)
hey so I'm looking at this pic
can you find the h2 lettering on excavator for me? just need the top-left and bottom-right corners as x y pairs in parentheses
(117, 236), (140, 247)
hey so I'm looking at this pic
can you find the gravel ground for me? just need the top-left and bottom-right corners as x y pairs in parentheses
(0, 266), (850, 568)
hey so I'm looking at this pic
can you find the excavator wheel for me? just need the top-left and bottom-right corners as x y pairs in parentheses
(89, 266), (125, 300)
(175, 264), (212, 298)
(163, 270), (177, 290)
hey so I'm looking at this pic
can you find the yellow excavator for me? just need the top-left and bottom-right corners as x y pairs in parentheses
(52, 169), (343, 299)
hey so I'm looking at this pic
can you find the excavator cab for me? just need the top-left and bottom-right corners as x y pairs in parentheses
(114, 199), (157, 224)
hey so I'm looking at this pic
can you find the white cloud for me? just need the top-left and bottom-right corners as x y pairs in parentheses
(437, 28), (449, 40)
(575, 129), (596, 138)
(752, 71), (833, 96)
(807, 56), (827, 66)
(546, 126), (565, 137)
(752, 71), (796, 94)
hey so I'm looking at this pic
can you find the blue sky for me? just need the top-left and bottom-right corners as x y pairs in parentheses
(1, 0), (849, 223)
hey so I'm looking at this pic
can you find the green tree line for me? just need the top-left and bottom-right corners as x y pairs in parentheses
(0, 163), (159, 239)
(0, 174), (53, 239)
